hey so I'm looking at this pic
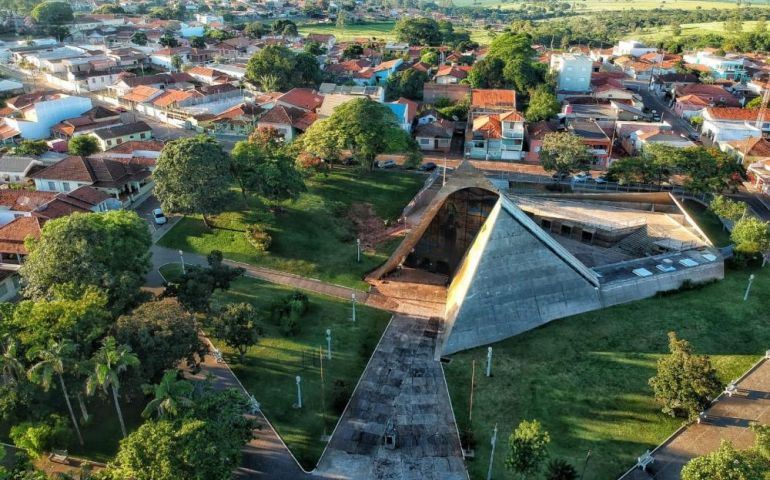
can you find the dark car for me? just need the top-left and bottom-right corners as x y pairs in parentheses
(551, 172), (569, 181)
(419, 162), (437, 171)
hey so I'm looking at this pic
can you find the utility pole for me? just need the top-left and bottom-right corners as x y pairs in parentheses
(486, 423), (498, 480)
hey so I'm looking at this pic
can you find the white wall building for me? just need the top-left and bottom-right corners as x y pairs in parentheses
(3, 95), (93, 140)
(613, 40), (657, 58)
(550, 53), (593, 93)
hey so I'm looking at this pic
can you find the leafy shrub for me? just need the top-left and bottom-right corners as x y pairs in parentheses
(271, 291), (310, 336)
(10, 415), (71, 458)
(245, 224), (272, 252)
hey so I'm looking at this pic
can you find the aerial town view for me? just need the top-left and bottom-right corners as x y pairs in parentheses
(2, 0), (770, 478)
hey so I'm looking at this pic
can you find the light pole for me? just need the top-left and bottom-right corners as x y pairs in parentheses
(579, 449), (592, 480)
(744, 274), (756, 301)
(326, 328), (332, 360)
(486, 423), (498, 480)
(351, 293), (357, 323)
(356, 238), (361, 263)
(486, 346), (493, 377)
(294, 376), (302, 409)
(178, 250), (185, 274)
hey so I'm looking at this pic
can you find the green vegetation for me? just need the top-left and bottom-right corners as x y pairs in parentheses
(683, 200), (733, 247)
(209, 277), (391, 468)
(445, 267), (770, 480)
(297, 21), (490, 44)
(158, 170), (424, 289)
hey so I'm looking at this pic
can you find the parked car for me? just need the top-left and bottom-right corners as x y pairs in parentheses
(572, 172), (591, 183)
(551, 172), (569, 181)
(152, 208), (167, 225)
(595, 175), (608, 184)
(419, 162), (437, 171)
(377, 160), (397, 169)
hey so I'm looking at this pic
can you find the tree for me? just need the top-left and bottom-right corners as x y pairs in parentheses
(30, 1), (72, 24)
(336, 9), (345, 31)
(211, 303), (261, 362)
(746, 96), (764, 109)
(505, 419), (551, 479)
(539, 132), (591, 175)
(649, 332), (721, 420)
(26, 340), (83, 446)
(525, 86), (560, 122)
(115, 299), (206, 384)
(86, 336), (140, 438)
(682, 440), (768, 480)
(731, 216), (770, 256)
(170, 54), (183, 72)
(755, 16), (768, 34)
(272, 19), (298, 36)
(68, 135), (99, 156)
(304, 41), (325, 56)
(244, 21), (265, 39)
(159, 33), (179, 48)
(131, 31), (148, 46)
(342, 44), (363, 59)
(393, 18), (441, 45)
(670, 21), (682, 36)
(47, 25), (69, 42)
(189, 36), (205, 49)
(110, 387), (255, 480)
(421, 50), (439, 65)
(93, 4), (124, 13)
(245, 45), (320, 91)
(20, 211), (151, 313)
(546, 458), (578, 480)
(298, 98), (417, 170)
(153, 135), (232, 228)
(10, 415), (71, 459)
(385, 69), (428, 101)
(0, 339), (23, 387)
(165, 251), (243, 313)
(12, 140), (48, 156)
(468, 57), (506, 89)
(709, 195), (747, 222)
(230, 139), (305, 201)
(141, 370), (193, 418)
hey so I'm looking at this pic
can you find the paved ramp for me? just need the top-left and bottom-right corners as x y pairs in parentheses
(315, 316), (467, 480)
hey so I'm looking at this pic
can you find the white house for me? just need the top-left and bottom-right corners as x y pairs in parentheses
(550, 53), (593, 93)
(2, 94), (93, 140)
(613, 40), (657, 58)
(702, 107), (768, 143)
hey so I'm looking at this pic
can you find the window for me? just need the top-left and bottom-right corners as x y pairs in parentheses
(63, 182), (71, 191)
(140, 133), (146, 139)
(419, 138), (431, 145)
(106, 140), (112, 146)
(116, 138), (123, 144)
(47, 181), (55, 190)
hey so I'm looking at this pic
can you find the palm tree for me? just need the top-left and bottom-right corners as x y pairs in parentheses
(141, 370), (193, 418)
(86, 337), (139, 438)
(27, 340), (84, 446)
(0, 340), (24, 386)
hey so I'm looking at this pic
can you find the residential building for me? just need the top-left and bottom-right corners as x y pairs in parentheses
(0, 156), (44, 184)
(414, 119), (454, 153)
(51, 106), (124, 139)
(702, 107), (767, 143)
(683, 51), (748, 81)
(567, 119), (611, 166)
(434, 65), (470, 85)
(613, 40), (657, 58)
(386, 103), (411, 132)
(193, 102), (262, 138)
(0, 92), (93, 142)
(465, 110), (525, 161)
(30, 155), (154, 206)
(256, 105), (317, 142)
(524, 121), (556, 164)
(89, 121), (153, 150)
(630, 129), (695, 153)
(722, 137), (770, 165)
(372, 58), (404, 85)
(275, 88), (324, 112)
(423, 83), (471, 104)
(747, 158), (770, 193)
(550, 53), (593, 93)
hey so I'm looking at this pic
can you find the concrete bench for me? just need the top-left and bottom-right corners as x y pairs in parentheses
(637, 450), (654, 471)
(724, 383), (738, 397)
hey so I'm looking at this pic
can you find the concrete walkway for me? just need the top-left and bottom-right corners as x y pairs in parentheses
(315, 316), (467, 480)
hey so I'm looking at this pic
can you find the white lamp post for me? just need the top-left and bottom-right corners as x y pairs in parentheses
(486, 423), (498, 480)
(351, 293), (357, 323)
(486, 347), (493, 377)
(326, 328), (332, 360)
(744, 274), (755, 301)
(294, 376), (302, 409)
(178, 250), (185, 275)
(356, 238), (361, 263)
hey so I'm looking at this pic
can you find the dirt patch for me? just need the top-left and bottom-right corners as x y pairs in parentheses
(347, 203), (406, 248)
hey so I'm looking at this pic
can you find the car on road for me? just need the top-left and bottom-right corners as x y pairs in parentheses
(572, 172), (593, 183)
(595, 175), (608, 184)
(688, 131), (700, 141)
(551, 172), (569, 181)
(419, 162), (437, 171)
(376, 160), (397, 169)
(152, 208), (167, 225)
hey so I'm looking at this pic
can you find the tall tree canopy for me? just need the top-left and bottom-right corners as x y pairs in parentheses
(20, 211), (151, 313)
(525, 86), (560, 122)
(153, 135), (231, 228)
(68, 135), (99, 156)
(245, 45), (321, 91)
(230, 134), (306, 201)
(393, 18), (442, 45)
(539, 132), (591, 175)
(298, 98), (418, 170)
(469, 32), (545, 93)
(385, 69), (428, 101)
(30, 1), (73, 24)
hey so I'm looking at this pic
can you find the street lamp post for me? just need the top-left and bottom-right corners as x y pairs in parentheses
(486, 347), (493, 377)
(294, 376), (302, 409)
(486, 423), (498, 480)
(326, 328), (332, 360)
(744, 274), (756, 301)
(351, 293), (357, 323)
(178, 250), (185, 275)
(356, 238), (361, 263)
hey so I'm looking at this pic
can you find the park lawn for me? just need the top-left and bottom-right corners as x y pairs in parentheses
(298, 20), (492, 44)
(158, 169), (425, 289)
(159, 262), (183, 283)
(444, 266), (770, 480)
(209, 277), (392, 469)
(632, 20), (763, 41)
(0, 392), (146, 464)
(682, 199), (732, 248)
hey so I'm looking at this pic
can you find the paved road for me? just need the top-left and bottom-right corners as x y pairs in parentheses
(633, 81), (699, 139)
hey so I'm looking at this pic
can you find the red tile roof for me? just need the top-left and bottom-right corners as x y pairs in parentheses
(471, 89), (517, 110)
(276, 88), (324, 111)
(705, 107), (760, 121)
(258, 105), (317, 131)
(0, 216), (44, 254)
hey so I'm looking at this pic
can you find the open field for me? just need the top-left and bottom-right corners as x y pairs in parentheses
(298, 21), (493, 44)
(444, 266), (770, 480)
(632, 20), (762, 41)
(158, 169), (424, 289)
(209, 277), (392, 469)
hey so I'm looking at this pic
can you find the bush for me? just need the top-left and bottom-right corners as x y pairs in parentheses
(546, 458), (578, 480)
(10, 415), (71, 458)
(271, 291), (309, 336)
(245, 224), (271, 252)
(280, 313), (300, 336)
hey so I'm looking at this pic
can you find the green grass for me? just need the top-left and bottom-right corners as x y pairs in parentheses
(158, 169), (425, 289)
(444, 266), (770, 480)
(159, 263), (183, 283)
(298, 20), (492, 44)
(632, 20), (763, 41)
(682, 199), (732, 248)
(453, 0), (749, 11)
(209, 277), (392, 469)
